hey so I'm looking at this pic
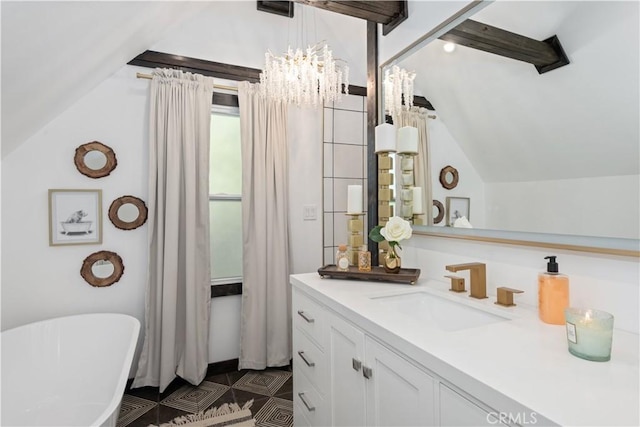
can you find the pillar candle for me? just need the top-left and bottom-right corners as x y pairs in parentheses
(413, 187), (423, 214)
(397, 126), (418, 154)
(347, 185), (363, 214)
(375, 123), (396, 153)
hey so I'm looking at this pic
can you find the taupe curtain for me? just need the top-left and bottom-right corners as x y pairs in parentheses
(237, 81), (291, 370)
(133, 69), (213, 392)
(393, 107), (434, 225)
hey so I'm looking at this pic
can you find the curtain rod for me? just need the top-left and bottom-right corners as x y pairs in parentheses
(135, 72), (238, 92)
(136, 72), (435, 118)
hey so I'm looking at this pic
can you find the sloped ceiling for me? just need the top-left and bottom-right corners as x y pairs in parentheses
(1, 1), (211, 158)
(1, 0), (374, 159)
(399, 1), (639, 183)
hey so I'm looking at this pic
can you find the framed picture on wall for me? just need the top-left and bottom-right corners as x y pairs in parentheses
(446, 196), (470, 226)
(49, 189), (102, 246)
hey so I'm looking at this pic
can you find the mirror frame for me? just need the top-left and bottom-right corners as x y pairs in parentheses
(80, 250), (124, 287)
(74, 141), (117, 178)
(109, 195), (148, 230)
(377, 0), (639, 257)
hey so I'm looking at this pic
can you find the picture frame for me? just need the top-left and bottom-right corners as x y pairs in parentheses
(49, 189), (102, 246)
(446, 196), (470, 226)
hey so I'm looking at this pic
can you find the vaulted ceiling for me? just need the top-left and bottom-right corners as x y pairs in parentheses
(1, 1), (211, 158)
(400, 0), (639, 182)
(1, 0), (398, 158)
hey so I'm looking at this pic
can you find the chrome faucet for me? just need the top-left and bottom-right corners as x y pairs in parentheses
(445, 262), (487, 299)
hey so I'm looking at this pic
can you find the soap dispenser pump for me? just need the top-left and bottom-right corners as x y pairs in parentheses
(538, 256), (570, 325)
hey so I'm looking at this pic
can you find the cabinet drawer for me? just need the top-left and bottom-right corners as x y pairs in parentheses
(293, 289), (326, 349)
(294, 362), (328, 427)
(293, 400), (312, 427)
(293, 328), (328, 396)
(439, 384), (508, 426)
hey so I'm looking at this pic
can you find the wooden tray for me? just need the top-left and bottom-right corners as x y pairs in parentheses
(318, 265), (420, 285)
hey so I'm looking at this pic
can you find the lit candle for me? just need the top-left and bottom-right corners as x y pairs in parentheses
(565, 308), (614, 362)
(375, 123), (396, 153)
(347, 185), (363, 214)
(412, 187), (423, 214)
(396, 126), (418, 154)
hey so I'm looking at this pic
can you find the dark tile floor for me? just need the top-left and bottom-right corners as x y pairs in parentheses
(117, 365), (293, 427)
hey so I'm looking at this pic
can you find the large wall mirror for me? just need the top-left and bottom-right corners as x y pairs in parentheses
(379, 1), (639, 256)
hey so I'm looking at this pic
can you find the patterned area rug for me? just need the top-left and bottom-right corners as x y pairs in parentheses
(118, 394), (158, 427)
(254, 397), (292, 427)
(155, 400), (255, 427)
(161, 381), (230, 412)
(233, 371), (291, 396)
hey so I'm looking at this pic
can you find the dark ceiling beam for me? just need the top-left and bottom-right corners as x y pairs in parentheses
(382, 1), (407, 36)
(128, 50), (367, 95)
(128, 50), (263, 82)
(293, 0), (408, 35)
(413, 95), (434, 111)
(439, 19), (570, 74)
(257, 1), (294, 18)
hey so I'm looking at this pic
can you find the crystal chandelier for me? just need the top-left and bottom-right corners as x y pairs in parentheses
(383, 65), (416, 117)
(259, 42), (349, 107)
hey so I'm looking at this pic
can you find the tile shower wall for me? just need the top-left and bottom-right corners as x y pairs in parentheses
(323, 94), (368, 265)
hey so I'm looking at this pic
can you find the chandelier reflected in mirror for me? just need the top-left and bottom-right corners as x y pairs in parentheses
(383, 65), (416, 117)
(259, 42), (349, 107)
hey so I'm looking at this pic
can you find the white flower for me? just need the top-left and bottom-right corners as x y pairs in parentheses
(381, 216), (412, 243)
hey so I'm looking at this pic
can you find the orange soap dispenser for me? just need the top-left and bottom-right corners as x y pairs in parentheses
(538, 256), (570, 325)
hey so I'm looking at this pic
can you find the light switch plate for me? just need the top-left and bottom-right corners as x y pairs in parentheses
(303, 204), (317, 220)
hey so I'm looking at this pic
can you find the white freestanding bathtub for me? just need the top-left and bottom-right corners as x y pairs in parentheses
(1, 313), (140, 427)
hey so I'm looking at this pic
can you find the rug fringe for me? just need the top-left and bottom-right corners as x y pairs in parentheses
(156, 399), (254, 427)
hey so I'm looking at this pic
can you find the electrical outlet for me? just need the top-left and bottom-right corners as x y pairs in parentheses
(303, 204), (317, 220)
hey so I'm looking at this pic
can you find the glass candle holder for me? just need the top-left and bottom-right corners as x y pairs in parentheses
(565, 308), (614, 362)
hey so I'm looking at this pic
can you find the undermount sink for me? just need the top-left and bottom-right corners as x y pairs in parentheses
(370, 291), (511, 332)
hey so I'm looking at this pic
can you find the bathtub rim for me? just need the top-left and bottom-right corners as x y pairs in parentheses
(1, 312), (141, 427)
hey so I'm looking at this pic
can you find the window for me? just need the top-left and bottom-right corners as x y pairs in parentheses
(209, 106), (242, 284)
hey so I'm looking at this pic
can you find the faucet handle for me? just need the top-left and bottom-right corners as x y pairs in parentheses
(444, 275), (466, 293)
(495, 287), (524, 307)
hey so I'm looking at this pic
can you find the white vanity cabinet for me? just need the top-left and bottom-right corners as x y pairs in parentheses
(292, 288), (329, 426)
(439, 384), (508, 426)
(294, 287), (436, 426)
(292, 273), (639, 427)
(328, 313), (436, 426)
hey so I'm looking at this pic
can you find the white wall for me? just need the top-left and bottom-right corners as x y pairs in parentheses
(1, 66), (149, 334)
(323, 95), (369, 265)
(485, 175), (640, 239)
(401, 236), (639, 334)
(208, 295), (241, 363)
(288, 106), (324, 274)
(429, 115), (484, 228)
(379, 1), (475, 64)
(1, 2), (365, 374)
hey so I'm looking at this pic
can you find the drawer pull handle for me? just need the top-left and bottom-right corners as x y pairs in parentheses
(298, 351), (315, 367)
(352, 358), (362, 371)
(298, 392), (316, 412)
(363, 366), (373, 379)
(297, 310), (315, 323)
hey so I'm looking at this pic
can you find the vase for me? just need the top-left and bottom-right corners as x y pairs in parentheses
(383, 245), (401, 274)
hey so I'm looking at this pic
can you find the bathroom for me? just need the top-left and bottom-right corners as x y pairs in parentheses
(1, 1), (638, 426)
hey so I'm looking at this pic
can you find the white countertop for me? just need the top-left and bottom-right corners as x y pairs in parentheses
(291, 273), (640, 426)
